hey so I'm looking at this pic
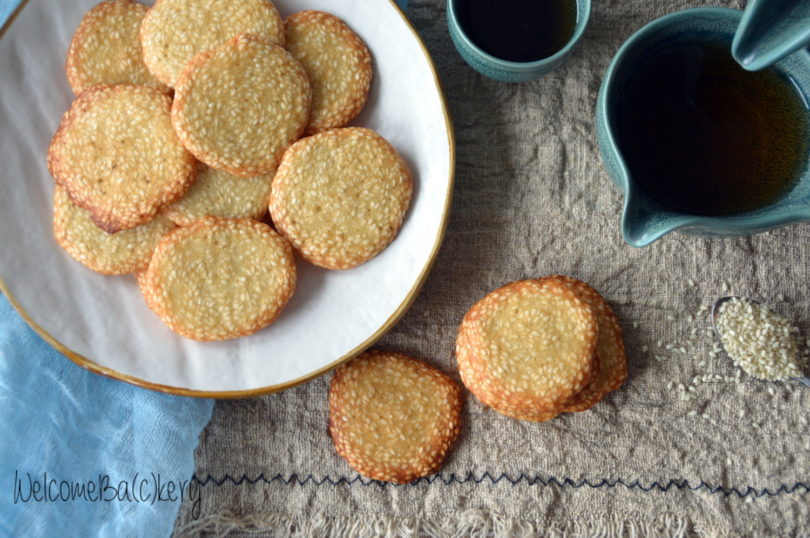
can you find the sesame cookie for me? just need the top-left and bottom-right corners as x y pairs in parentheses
(285, 11), (372, 134)
(456, 278), (598, 419)
(53, 186), (174, 275)
(47, 84), (196, 233)
(66, 0), (167, 95)
(165, 163), (273, 226)
(456, 326), (561, 422)
(329, 351), (462, 484)
(140, 0), (285, 87)
(552, 275), (627, 412)
(171, 34), (311, 177)
(269, 127), (412, 270)
(140, 217), (296, 341)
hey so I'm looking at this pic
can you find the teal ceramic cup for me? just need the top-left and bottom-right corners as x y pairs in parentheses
(596, 8), (810, 247)
(446, 0), (591, 82)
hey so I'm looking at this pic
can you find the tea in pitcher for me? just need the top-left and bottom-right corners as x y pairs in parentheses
(616, 36), (809, 215)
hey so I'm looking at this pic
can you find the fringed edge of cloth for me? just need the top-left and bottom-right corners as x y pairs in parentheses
(173, 510), (731, 538)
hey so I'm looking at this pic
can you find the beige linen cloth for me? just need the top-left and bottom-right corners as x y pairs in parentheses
(174, 0), (810, 535)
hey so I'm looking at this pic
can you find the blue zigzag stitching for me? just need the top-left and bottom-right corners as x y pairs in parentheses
(191, 472), (810, 499)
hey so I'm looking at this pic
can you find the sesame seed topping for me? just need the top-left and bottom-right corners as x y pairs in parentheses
(285, 11), (372, 134)
(66, 0), (167, 94)
(171, 35), (311, 177)
(53, 186), (174, 275)
(140, 0), (285, 87)
(142, 216), (296, 341)
(269, 127), (413, 270)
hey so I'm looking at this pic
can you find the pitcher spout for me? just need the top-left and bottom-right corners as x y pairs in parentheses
(621, 194), (687, 248)
(731, 0), (810, 71)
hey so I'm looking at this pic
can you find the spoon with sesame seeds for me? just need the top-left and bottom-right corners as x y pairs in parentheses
(711, 296), (810, 387)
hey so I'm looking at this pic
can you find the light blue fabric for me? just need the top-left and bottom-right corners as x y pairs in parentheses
(0, 0), (19, 29)
(0, 293), (214, 536)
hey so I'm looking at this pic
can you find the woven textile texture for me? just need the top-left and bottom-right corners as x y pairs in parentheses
(174, 0), (810, 535)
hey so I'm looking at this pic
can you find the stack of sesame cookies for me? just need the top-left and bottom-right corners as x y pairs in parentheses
(456, 275), (627, 422)
(48, 0), (412, 341)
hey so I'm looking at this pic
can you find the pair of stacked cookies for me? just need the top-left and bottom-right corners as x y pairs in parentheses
(457, 275), (627, 421)
(327, 276), (627, 484)
(49, 0), (413, 341)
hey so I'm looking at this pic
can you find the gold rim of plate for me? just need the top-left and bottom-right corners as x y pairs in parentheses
(0, 0), (456, 399)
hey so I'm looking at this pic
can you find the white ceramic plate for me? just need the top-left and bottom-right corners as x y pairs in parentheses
(0, 0), (453, 396)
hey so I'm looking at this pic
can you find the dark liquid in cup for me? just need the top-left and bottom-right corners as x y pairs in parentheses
(616, 36), (809, 216)
(456, 0), (578, 62)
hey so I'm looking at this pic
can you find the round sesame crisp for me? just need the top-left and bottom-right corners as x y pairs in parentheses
(140, 0), (285, 87)
(457, 326), (562, 422)
(141, 216), (296, 341)
(328, 351), (462, 484)
(53, 186), (174, 275)
(552, 275), (627, 412)
(47, 84), (197, 233)
(285, 11), (372, 134)
(66, 0), (168, 95)
(165, 163), (273, 226)
(171, 34), (311, 177)
(456, 278), (598, 417)
(269, 127), (413, 270)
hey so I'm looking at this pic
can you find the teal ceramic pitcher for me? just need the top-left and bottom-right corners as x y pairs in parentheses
(596, 8), (810, 247)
